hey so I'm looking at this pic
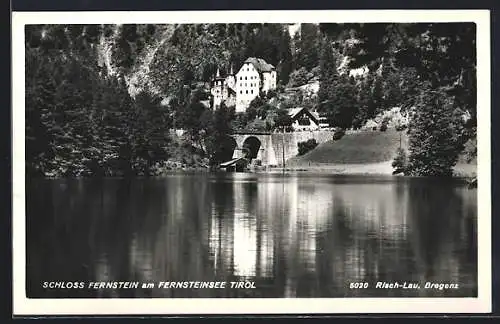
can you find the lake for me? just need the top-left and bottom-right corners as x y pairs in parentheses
(26, 172), (477, 298)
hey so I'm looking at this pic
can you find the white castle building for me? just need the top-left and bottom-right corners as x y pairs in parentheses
(211, 57), (277, 113)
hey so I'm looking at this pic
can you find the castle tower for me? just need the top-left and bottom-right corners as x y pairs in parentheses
(211, 67), (226, 109)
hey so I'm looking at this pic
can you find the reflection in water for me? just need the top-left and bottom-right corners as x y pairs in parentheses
(26, 173), (477, 298)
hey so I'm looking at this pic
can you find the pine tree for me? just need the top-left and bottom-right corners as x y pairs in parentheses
(406, 85), (466, 177)
(352, 72), (375, 128)
(317, 37), (338, 104)
(371, 76), (384, 116)
(317, 38), (357, 129)
(295, 24), (320, 70)
(278, 27), (294, 85)
(327, 74), (358, 129)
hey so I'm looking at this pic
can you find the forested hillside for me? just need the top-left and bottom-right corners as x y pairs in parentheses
(25, 23), (477, 177)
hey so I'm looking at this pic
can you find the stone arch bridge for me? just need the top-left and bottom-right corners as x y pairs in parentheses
(228, 131), (336, 167)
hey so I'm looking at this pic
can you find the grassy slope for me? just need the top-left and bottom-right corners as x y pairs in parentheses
(286, 129), (476, 177)
(288, 130), (408, 165)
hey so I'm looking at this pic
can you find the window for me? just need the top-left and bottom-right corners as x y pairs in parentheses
(239, 77), (242, 80)
(240, 91), (242, 94)
(298, 116), (311, 126)
(245, 76), (247, 80)
(251, 90), (253, 94)
(246, 90), (248, 94)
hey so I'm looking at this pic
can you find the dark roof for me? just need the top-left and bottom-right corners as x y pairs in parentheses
(286, 107), (319, 123)
(244, 57), (275, 73)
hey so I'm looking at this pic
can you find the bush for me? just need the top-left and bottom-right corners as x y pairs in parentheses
(380, 118), (389, 132)
(395, 124), (407, 131)
(288, 67), (309, 87)
(298, 139), (318, 156)
(332, 128), (345, 140)
(246, 118), (268, 132)
(392, 147), (407, 175)
(266, 89), (277, 99)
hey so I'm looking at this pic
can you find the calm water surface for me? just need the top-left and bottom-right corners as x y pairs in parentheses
(26, 172), (477, 298)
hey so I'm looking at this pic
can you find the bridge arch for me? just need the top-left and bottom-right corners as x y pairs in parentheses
(242, 136), (262, 159)
(231, 133), (276, 166)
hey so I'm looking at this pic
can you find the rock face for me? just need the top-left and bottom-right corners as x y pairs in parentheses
(95, 25), (177, 98)
(361, 107), (410, 130)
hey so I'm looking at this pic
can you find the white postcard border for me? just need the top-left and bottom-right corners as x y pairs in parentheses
(12, 9), (491, 315)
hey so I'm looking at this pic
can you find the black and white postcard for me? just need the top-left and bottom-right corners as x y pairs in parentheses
(12, 9), (491, 315)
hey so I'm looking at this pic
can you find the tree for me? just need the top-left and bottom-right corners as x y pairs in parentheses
(352, 72), (375, 129)
(25, 24), (174, 177)
(392, 147), (407, 175)
(278, 29), (294, 85)
(317, 37), (338, 105)
(298, 139), (318, 156)
(274, 109), (293, 130)
(295, 24), (320, 70)
(347, 23), (477, 167)
(243, 96), (265, 124)
(25, 47), (56, 176)
(178, 88), (208, 146)
(316, 37), (359, 129)
(287, 67), (309, 87)
(406, 86), (467, 177)
(345, 23), (477, 143)
(371, 75), (384, 116)
(380, 59), (403, 110)
(132, 91), (171, 175)
(203, 103), (236, 165)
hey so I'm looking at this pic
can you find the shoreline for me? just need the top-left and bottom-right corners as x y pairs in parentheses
(31, 161), (477, 179)
(261, 161), (477, 178)
(276, 161), (395, 175)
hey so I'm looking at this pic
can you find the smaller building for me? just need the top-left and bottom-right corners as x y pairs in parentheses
(210, 67), (237, 109)
(286, 107), (321, 131)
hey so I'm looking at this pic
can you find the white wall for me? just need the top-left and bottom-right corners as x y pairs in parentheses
(291, 119), (320, 131)
(211, 80), (225, 108)
(235, 62), (260, 112)
(261, 71), (278, 93)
